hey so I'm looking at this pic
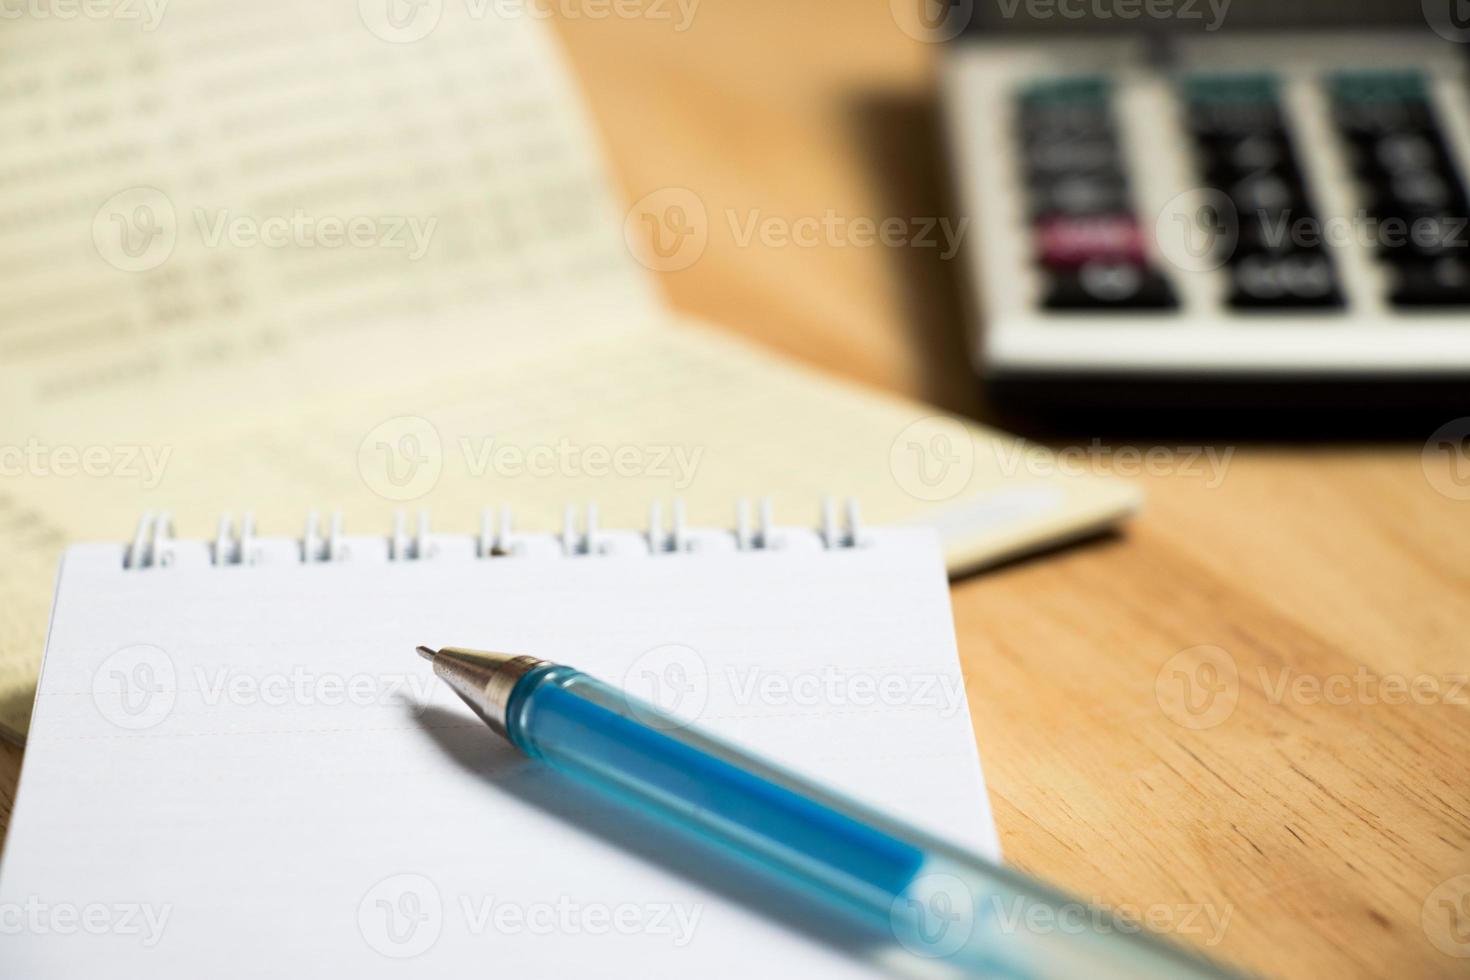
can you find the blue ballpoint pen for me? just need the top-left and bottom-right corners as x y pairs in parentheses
(416, 645), (1249, 980)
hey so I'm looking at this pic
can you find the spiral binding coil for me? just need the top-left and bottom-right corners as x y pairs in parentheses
(123, 498), (869, 569)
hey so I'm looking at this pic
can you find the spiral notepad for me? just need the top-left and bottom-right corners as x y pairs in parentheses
(3, 506), (998, 978)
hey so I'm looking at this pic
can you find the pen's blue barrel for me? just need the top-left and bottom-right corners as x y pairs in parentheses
(504, 665), (1244, 980)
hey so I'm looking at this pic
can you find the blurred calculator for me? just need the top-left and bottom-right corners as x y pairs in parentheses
(941, 8), (1470, 416)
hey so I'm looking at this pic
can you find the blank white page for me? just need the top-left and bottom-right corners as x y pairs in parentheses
(1, 527), (998, 978)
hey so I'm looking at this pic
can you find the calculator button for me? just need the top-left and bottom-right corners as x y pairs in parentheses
(1229, 172), (1304, 216)
(1389, 257), (1470, 307)
(1035, 215), (1146, 268)
(1228, 252), (1343, 309)
(1024, 138), (1121, 177)
(1380, 171), (1460, 214)
(1044, 261), (1177, 311)
(1372, 132), (1449, 175)
(1030, 176), (1132, 218)
(1378, 213), (1470, 262)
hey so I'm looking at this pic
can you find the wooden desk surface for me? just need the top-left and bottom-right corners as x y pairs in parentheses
(3, 6), (1468, 979)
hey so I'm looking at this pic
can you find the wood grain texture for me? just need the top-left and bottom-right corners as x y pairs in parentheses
(2, 6), (1467, 979)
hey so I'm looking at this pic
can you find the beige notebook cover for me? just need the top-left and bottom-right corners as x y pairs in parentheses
(0, 2), (1137, 739)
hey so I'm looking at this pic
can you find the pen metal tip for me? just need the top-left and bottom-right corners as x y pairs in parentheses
(415, 645), (437, 661)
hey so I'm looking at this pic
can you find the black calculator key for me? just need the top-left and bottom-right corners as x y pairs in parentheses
(1211, 133), (1293, 174)
(1030, 176), (1132, 218)
(1331, 72), (1435, 139)
(1184, 74), (1285, 138)
(1229, 172), (1306, 216)
(1372, 132), (1452, 175)
(1232, 211), (1317, 257)
(1189, 101), (1284, 139)
(1018, 81), (1115, 144)
(1044, 261), (1177, 311)
(1378, 213), (1470, 262)
(1381, 171), (1463, 214)
(1228, 252), (1343, 309)
(1334, 101), (1434, 140)
(1023, 138), (1121, 178)
(1390, 257), (1470, 307)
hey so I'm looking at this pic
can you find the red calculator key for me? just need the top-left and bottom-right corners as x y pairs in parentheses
(1035, 214), (1146, 269)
